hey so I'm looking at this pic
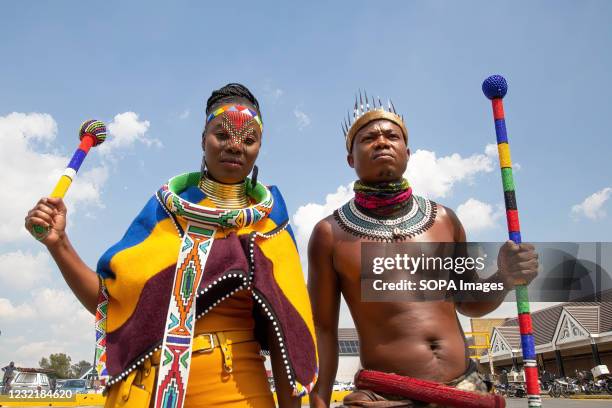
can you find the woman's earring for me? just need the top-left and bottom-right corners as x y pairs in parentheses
(200, 155), (207, 177)
(250, 165), (259, 188)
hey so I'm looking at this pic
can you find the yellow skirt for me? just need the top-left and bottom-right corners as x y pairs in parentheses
(104, 339), (274, 408)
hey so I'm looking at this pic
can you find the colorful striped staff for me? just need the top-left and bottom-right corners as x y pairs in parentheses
(31, 119), (107, 240)
(482, 75), (541, 407)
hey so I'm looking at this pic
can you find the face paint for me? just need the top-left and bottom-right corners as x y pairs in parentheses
(206, 104), (263, 148)
(221, 111), (256, 147)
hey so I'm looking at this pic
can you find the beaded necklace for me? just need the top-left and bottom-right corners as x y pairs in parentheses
(335, 179), (437, 241)
(198, 172), (250, 208)
(354, 178), (413, 215)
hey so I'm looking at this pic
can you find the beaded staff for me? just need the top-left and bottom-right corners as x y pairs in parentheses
(31, 119), (107, 240)
(482, 75), (541, 407)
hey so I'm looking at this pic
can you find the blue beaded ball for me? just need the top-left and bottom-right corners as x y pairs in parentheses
(482, 75), (508, 100)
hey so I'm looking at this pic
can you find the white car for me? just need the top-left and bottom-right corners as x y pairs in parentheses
(10, 371), (51, 392)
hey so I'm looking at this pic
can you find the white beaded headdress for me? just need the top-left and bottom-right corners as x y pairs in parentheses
(342, 91), (408, 152)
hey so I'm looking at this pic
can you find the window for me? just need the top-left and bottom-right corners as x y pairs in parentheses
(15, 373), (37, 383)
(63, 380), (86, 387)
(338, 340), (359, 355)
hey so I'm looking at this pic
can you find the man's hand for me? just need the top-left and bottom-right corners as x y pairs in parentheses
(497, 241), (539, 289)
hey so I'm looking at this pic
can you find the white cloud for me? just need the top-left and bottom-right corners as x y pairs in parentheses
(0, 112), (108, 243)
(0, 112), (57, 144)
(293, 108), (311, 131)
(270, 88), (284, 99)
(292, 184), (354, 260)
(456, 198), (503, 234)
(261, 81), (284, 101)
(0, 288), (93, 366)
(179, 109), (190, 120)
(13, 340), (71, 367)
(572, 187), (612, 220)
(98, 112), (161, 156)
(31, 287), (93, 341)
(484, 143), (497, 157)
(0, 251), (52, 291)
(405, 146), (494, 198)
(0, 298), (36, 321)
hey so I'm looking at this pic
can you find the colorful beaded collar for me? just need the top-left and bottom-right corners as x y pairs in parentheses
(156, 172), (273, 230)
(334, 195), (437, 242)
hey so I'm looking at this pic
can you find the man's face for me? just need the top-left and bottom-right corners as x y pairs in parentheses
(348, 119), (409, 183)
(202, 102), (262, 184)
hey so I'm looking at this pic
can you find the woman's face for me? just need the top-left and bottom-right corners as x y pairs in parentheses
(202, 101), (262, 184)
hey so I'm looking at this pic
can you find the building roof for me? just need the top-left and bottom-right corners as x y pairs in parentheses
(565, 305), (600, 334)
(498, 289), (612, 346)
(495, 326), (521, 350)
(338, 328), (358, 341)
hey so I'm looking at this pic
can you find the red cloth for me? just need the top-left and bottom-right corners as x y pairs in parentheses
(356, 370), (505, 408)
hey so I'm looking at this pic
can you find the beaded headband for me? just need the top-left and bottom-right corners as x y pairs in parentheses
(342, 91), (408, 152)
(206, 104), (263, 132)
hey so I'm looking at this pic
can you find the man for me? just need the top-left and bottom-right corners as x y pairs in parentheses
(1, 362), (15, 394)
(308, 95), (538, 407)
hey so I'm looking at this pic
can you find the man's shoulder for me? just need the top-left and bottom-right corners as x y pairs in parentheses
(428, 198), (452, 220)
(309, 199), (356, 245)
(308, 215), (337, 258)
(328, 199), (355, 234)
(312, 213), (338, 238)
(418, 196), (463, 238)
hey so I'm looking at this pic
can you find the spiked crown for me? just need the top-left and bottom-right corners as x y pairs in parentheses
(342, 91), (408, 152)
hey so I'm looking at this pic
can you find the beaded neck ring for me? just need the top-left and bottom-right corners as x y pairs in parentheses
(198, 172), (250, 209)
(353, 179), (413, 216)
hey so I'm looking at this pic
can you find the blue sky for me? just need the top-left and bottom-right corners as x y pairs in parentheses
(1, 1), (611, 366)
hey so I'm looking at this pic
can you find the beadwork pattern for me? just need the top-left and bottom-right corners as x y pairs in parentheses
(94, 280), (109, 381)
(31, 119), (106, 240)
(153, 173), (273, 408)
(483, 74), (541, 407)
(334, 195), (437, 241)
(206, 104), (263, 132)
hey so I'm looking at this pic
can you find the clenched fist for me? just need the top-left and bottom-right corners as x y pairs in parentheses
(497, 240), (539, 289)
(25, 197), (67, 246)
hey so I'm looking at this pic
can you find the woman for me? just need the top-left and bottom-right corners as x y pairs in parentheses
(25, 84), (318, 408)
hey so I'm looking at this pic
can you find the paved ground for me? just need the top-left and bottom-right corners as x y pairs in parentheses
(505, 398), (612, 407)
(324, 398), (612, 408)
(8, 398), (612, 407)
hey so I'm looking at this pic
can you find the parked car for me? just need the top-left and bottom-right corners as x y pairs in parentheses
(332, 381), (344, 391)
(59, 379), (88, 394)
(10, 371), (51, 392)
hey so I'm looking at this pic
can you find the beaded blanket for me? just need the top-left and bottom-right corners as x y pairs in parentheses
(94, 173), (317, 400)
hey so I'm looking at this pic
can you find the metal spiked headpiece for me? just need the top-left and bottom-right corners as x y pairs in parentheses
(342, 90), (408, 152)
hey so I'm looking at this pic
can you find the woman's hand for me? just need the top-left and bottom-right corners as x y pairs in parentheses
(25, 197), (67, 246)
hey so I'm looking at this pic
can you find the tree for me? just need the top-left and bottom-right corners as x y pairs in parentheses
(70, 360), (92, 378)
(39, 353), (72, 379)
